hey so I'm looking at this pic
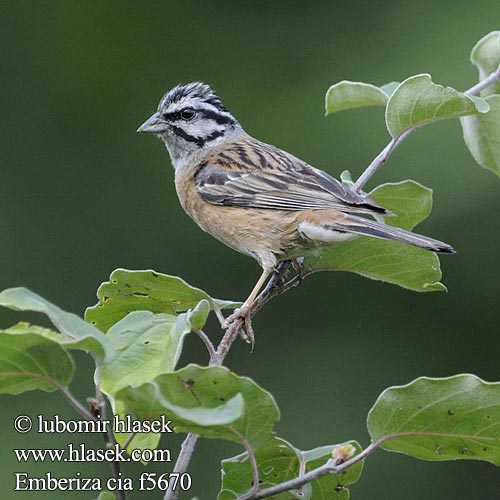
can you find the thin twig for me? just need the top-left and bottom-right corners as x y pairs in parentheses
(0, 370), (98, 422)
(164, 316), (250, 499)
(161, 63), (500, 500)
(163, 433), (199, 500)
(212, 303), (228, 328)
(353, 134), (406, 191)
(93, 363), (127, 500)
(230, 428), (260, 495)
(294, 452), (307, 497)
(353, 63), (500, 191)
(122, 431), (138, 451)
(235, 435), (390, 500)
(213, 260), (295, 363)
(164, 262), (298, 500)
(102, 423), (126, 500)
(52, 381), (97, 422)
(464, 64), (500, 96)
(235, 428), (489, 499)
(194, 328), (217, 360)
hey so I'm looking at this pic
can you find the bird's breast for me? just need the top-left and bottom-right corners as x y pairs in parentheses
(174, 168), (302, 259)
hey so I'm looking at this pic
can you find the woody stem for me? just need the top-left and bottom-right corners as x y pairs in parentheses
(163, 260), (295, 500)
(353, 62), (500, 191)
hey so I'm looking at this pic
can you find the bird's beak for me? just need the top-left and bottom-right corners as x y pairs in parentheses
(137, 112), (169, 133)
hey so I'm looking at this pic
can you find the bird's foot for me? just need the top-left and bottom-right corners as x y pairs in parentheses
(292, 258), (305, 284)
(223, 305), (255, 349)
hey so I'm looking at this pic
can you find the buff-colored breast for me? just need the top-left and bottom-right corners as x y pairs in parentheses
(174, 167), (301, 259)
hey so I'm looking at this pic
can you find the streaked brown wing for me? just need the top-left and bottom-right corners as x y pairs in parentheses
(195, 141), (386, 214)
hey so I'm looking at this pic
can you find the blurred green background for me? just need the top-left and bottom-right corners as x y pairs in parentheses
(1, 1), (499, 498)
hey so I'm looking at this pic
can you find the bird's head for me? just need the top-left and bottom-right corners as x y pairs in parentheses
(138, 82), (242, 168)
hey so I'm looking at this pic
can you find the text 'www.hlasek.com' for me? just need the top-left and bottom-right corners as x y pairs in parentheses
(12, 414), (192, 493)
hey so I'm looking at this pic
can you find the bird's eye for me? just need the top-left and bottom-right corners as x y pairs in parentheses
(180, 107), (196, 121)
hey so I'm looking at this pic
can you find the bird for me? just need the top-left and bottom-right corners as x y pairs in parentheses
(137, 82), (454, 340)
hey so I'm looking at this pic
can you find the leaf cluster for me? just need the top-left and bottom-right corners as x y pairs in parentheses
(1, 31), (500, 500)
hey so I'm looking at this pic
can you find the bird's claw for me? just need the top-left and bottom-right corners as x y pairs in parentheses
(223, 306), (255, 349)
(292, 258), (305, 284)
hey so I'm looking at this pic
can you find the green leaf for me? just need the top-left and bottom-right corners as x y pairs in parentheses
(339, 170), (354, 188)
(188, 299), (211, 330)
(0, 325), (74, 394)
(0, 287), (110, 359)
(367, 374), (500, 465)
(99, 310), (194, 454)
(85, 269), (239, 332)
(379, 81), (400, 97)
(116, 365), (280, 449)
(306, 240), (445, 292)
(219, 438), (363, 500)
(305, 442), (363, 500)
(304, 181), (446, 292)
(470, 31), (500, 96)
(368, 181), (432, 231)
(386, 74), (490, 138)
(115, 429), (160, 459)
(219, 438), (299, 500)
(461, 94), (500, 177)
(100, 311), (191, 397)
(127, 384), (244, 427)
(119, 383), (244, 432)
(325, 81), (388, 115)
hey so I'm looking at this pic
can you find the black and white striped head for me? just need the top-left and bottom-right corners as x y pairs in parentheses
(138, 82), (241, 168)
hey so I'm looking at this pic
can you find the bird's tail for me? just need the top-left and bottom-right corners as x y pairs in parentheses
(332, 214), (455, 254)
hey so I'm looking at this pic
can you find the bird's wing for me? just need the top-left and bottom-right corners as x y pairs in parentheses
(195, 140), (386, 214)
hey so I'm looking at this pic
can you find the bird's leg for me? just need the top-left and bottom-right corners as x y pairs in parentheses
(237, 260), (294, 346)
(292, 257), (305, 284)
(244, 268), (273, 308)
(262, 260), (293, 294)
(223, 267), (272, 345)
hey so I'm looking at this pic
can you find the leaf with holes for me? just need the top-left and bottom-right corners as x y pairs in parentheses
(0, 324), (74, 394)
(304, 180), (447, 292)
(368, 374), (500, 465)
(115, 365), (279, 449)
(100, 311), (191, 397)
(85, 269), (240, 332)
(218, 438), (363, 500)
(0, 287), (109, 359)
(219, 438), (299, 500)
(470, 30), (500, 96)
(461, 94), (500, 177)
(386, 74), (489, 138)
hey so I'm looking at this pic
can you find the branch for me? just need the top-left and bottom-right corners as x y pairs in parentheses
(353, 132), (410, 191)
(194, 328), (217, 360)
(238, 427), (482, 500)
(162, 62), (500, 500)
(6, 371), (98, 423)
(55, 383), (98, 422)
(465, 63), (500, 96)
(122, 431), (138, 451)
(353, 63), (500, 191)
(212, 260), (295, 364)
(92, 363), (127, 500)
(163, 433), (199, 500)
(235, 435), (397, 500)
(164, 261), (297, 500)
(230, 428), (260, 496)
